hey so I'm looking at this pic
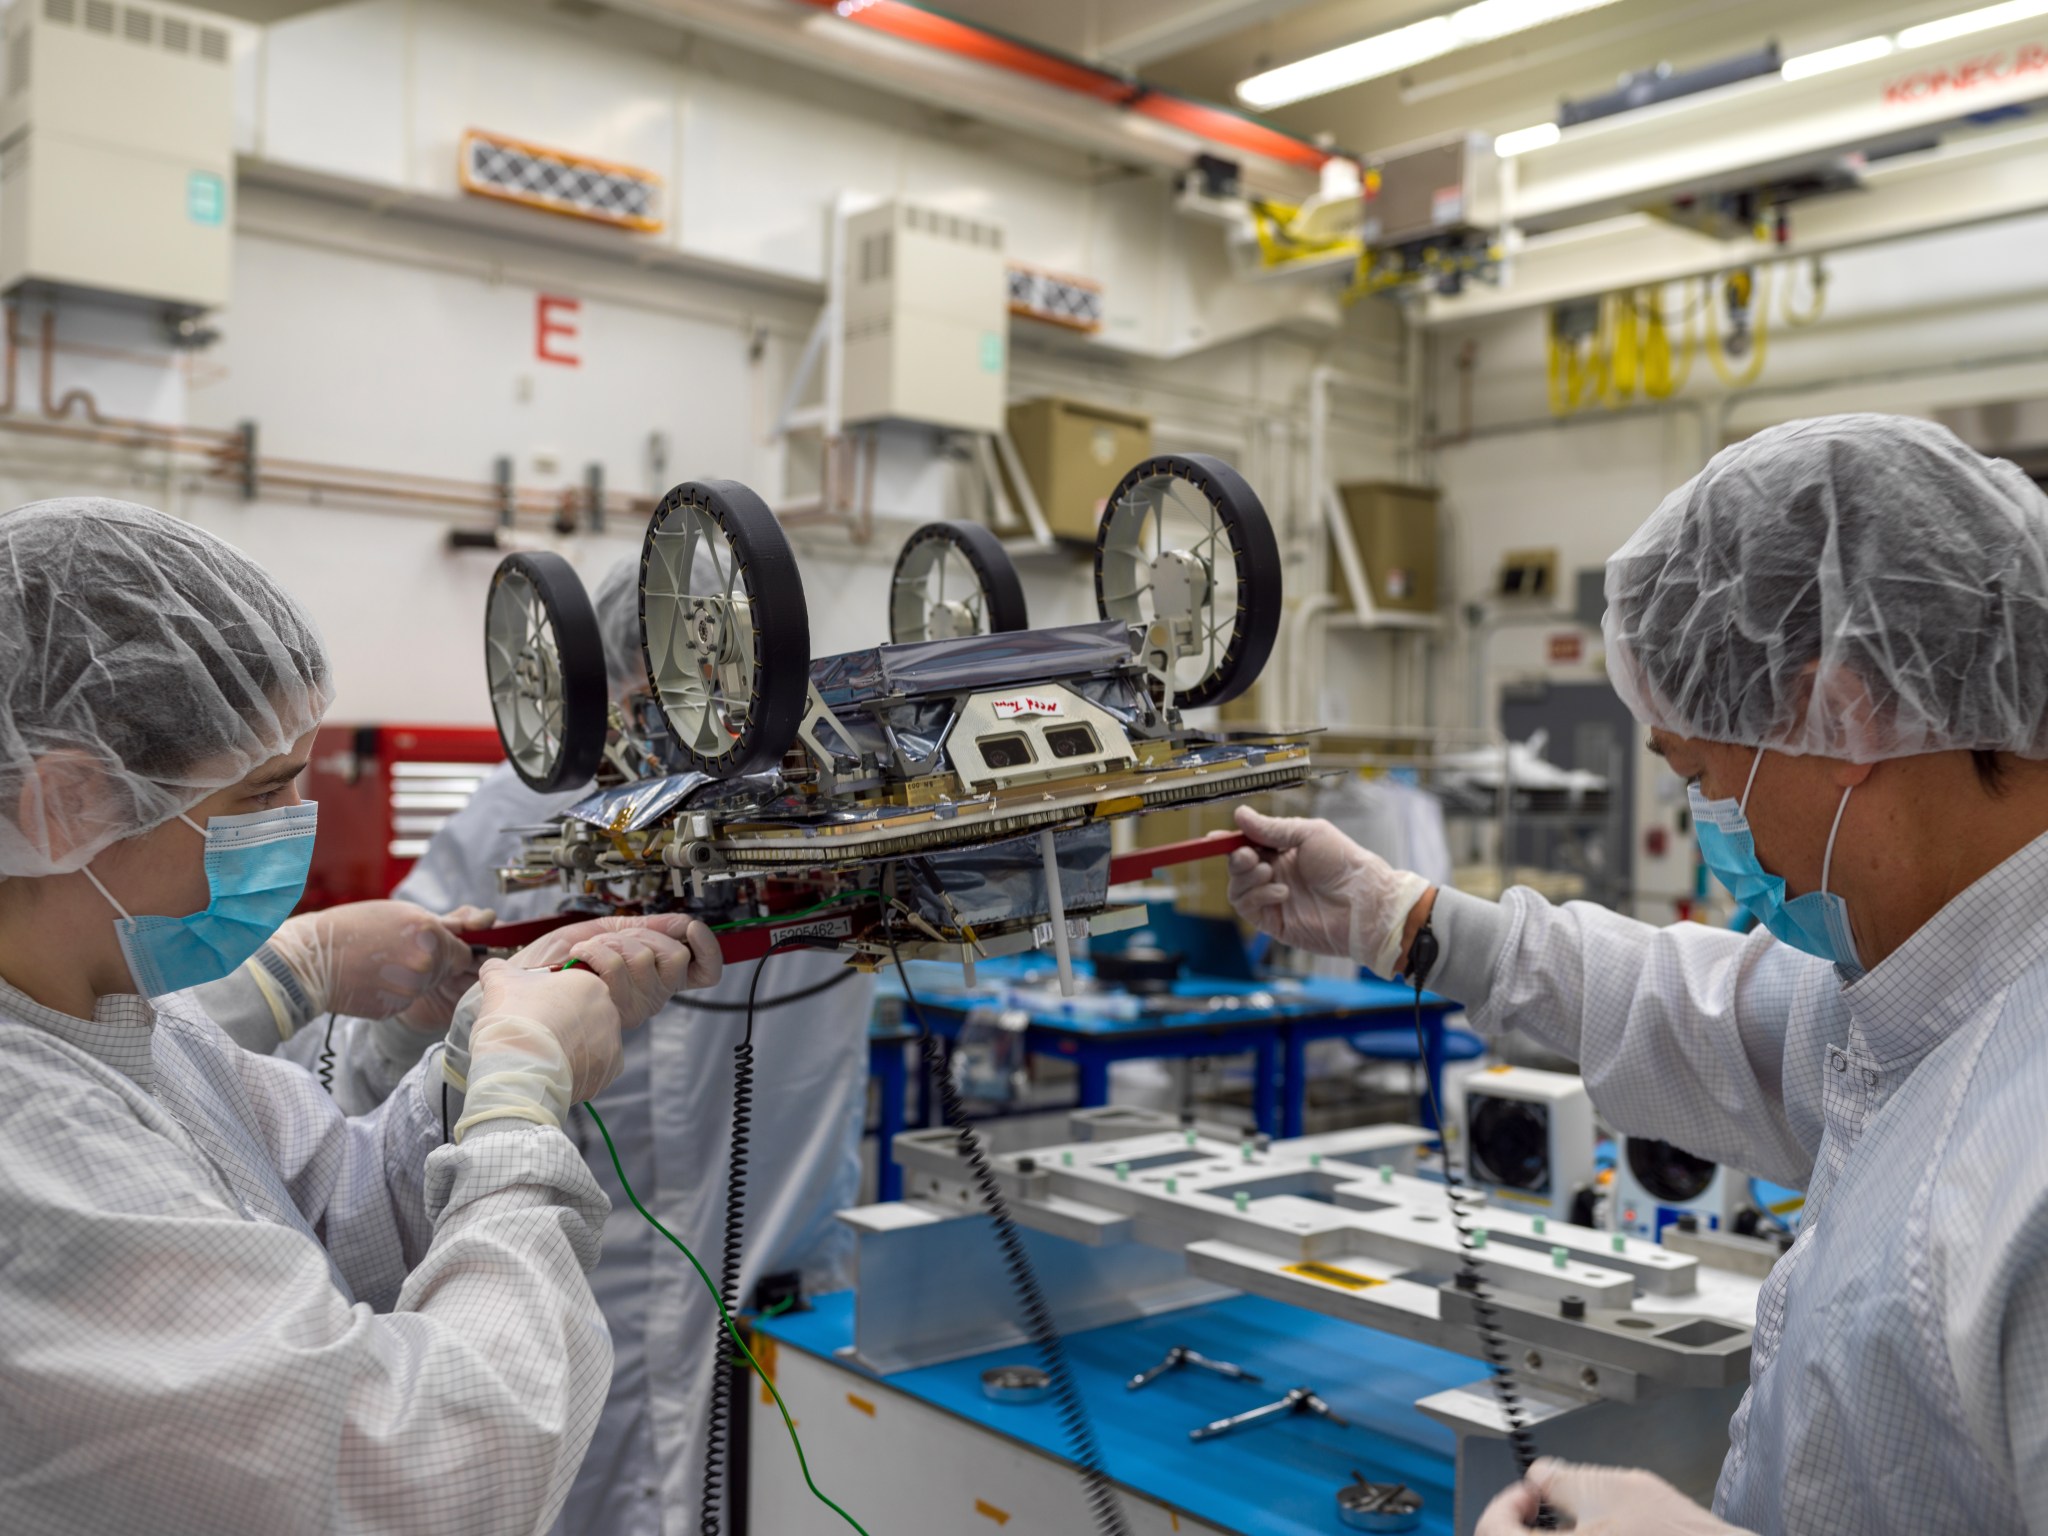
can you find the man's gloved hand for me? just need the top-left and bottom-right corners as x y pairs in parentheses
(268, 900), (484, 1022)
(1226, 806), (1432, 977)
(1475, 1459), (1755, 1536)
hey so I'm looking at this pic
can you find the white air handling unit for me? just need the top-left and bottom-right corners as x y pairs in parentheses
(1, 0), (238, 314)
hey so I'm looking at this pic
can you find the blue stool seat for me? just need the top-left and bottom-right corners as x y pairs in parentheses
(1346, 1026), (1486, 1063)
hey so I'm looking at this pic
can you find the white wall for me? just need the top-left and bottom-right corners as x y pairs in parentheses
(239, 0), (1342, 361)
(0, 0), (1410, 736)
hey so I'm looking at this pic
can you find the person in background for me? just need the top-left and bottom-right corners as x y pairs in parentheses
(1228, 416), (2048, 1536)
(0, 498), (722, 1536)
(308, 554), (876, 1536)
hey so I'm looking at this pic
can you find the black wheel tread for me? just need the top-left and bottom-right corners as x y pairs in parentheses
(1092, 452), (1283, 709)
(889, 520), (1030, 642)
(485, 550), (609, 793)
(639, 479), (811, 779)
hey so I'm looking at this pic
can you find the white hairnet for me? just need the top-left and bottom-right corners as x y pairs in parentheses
(592, 554), (646, 695)
(1603, 414), (2048, 762)
(0, 498), (332, 877)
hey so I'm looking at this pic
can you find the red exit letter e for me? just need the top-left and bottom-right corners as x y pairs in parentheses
(536, 294), (581, 367)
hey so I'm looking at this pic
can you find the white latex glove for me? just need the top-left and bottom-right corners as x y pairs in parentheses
(454, 959), (621, 1142)
(512, 912), (723, 1018)
(268, 900), (481, 1022)
(1226, 806), (1431, 977)
(443, 913), (722, 1129)
(1475, 1459), (1754, 1536)
(392, 904), (495, 1033)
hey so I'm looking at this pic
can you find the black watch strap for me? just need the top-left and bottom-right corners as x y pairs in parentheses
(1404, 912), (1439, 989)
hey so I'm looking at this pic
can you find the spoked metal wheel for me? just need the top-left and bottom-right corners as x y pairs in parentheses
(888, 520), (1029, 643)
(484, 551), (610, 793)
(1094, 453), (1282, 710)
(639, 479), (811, 777)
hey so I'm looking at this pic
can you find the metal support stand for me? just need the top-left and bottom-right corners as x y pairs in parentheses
(1038, 827), (1075, 997)
(767, 196), (1052, 549)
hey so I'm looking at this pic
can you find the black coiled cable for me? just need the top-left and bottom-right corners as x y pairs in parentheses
(1405, 922), (1548, 1506)
(699, 1037), (753, 1536)
(890, 942), (1132, 1536)
(316, 1012), (338, 1096)
(701, 942), (806, 1536)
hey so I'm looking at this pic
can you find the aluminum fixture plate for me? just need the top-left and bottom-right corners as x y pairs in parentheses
(880, 1108), (1751, 1404)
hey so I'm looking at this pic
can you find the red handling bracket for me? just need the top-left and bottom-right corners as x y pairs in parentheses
(1107, 830), (1248, 884)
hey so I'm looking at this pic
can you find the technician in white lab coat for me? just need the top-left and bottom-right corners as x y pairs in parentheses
(0, 499), (719, 1536)
(1228, 416), (2048, 1536)
(365, 554), (876, 1536)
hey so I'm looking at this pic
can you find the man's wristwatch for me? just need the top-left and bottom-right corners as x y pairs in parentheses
(1403, 912), (1439, 989)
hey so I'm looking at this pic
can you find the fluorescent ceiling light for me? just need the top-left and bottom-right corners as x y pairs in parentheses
(1453, 0), (1621, 45)
(1239, 16), (1455, 107)
(1493, 120), (1560, 156)
(1237, 0), (1625, 109)
(1780, 35), (1895, 80)
(1898, 0), (2048, 49)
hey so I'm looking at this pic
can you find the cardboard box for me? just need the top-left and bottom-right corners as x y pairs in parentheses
(1330, 481), (1439, 614)
(1006, 396), (1153, 542)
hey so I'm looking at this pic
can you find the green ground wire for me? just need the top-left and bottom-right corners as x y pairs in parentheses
(583, 1100), (872, 1536)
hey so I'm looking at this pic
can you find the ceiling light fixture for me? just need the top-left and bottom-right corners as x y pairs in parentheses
(1237, 0), (1627, 110)
(1493, 120), (1561, 156)
(1779, 35), (1896, 81)
(1898, 0), (2048, 49)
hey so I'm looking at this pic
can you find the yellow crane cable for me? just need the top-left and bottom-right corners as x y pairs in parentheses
(1707, 265), (1770, 388)
(1546, 327), (1573, 416)
(1642, 280), (1701, 399)
(1781, 256), (1829, 328)
(1545, 255), (1792, 418)
(1605, 290), (1641, 407)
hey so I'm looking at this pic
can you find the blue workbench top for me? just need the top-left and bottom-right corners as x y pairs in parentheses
(761, 1290), (1477, 1535)
(879, 957), (1446, 1039)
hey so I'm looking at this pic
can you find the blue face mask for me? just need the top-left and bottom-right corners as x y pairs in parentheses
(1689, 749), (1864, 980)
(84, 803), (319, 997)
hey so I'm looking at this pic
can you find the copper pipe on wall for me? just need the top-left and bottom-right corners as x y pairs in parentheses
(0, 413), (225, 454)
(245, 450), (562, 498)
(242, 471), (519, 513)
(7, 311), (795, 533)
(36, 311), (233, 444)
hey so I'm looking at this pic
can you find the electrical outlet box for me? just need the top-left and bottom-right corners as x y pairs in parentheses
(842, 201), (1008, 435)
(0, 0), (238, 313)
(1498, 547), (1559, 603)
